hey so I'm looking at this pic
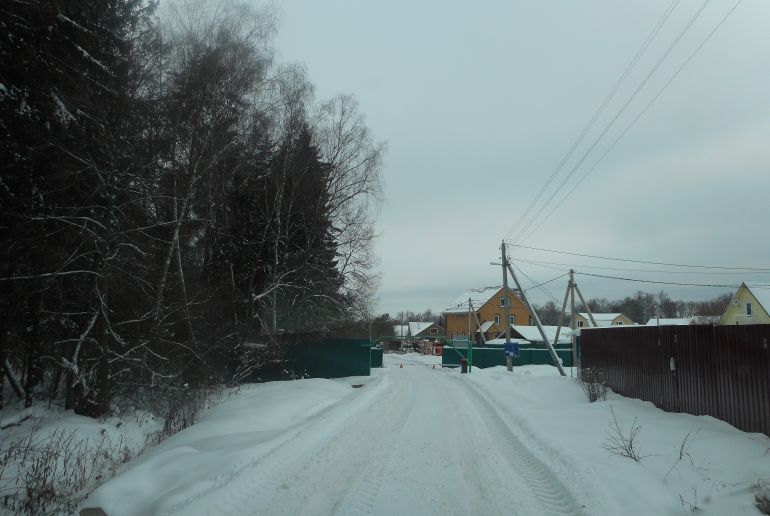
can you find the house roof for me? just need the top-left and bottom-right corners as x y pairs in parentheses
(645, 317), (692, 326)
(746, 283), (770, 316)
(644, 316), (711, 326)
(476, 320), (496, 333)
(509, 325), (573, 344)
(486, 338), (531, 345)
(444, 286), (504, 314)
(409, 321), (434, 336)
(578, 313), (623, 326)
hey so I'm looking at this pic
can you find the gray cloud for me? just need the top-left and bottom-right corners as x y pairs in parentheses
(274, 0), (770, 315)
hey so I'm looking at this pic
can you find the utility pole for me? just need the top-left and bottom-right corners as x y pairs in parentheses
(467, 298), (473, 373)
(570, 270), (576, 376)
(553, 269), (596, 377)
(501, 242), (513, 372)
(470, 301), (487, 346)
(503, 242), (566, 376)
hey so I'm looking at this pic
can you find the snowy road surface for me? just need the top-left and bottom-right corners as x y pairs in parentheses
(165, 355), (584, 516)
(84, 353), (770, 516)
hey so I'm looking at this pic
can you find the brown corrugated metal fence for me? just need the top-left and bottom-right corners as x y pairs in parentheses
(580, 324), (770, 436)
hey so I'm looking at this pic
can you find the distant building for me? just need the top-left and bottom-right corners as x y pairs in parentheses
(574, 312), (635, 328)
(487, 325), (573, 345)
(443, 286), (533, 343)
(390, 322), (444, 343)
(408, 321), (444, 339)
(719, 282), (770, 325)
(644, 316), (713, 326)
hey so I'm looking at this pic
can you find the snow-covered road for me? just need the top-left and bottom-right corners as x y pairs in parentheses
(167, 355), (585, 516)
(83, 353), (770, 516)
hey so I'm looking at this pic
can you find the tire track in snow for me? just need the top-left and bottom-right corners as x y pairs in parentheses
(328, 418), (402, 516)
(457, 377), (586, 516)
(309, 376), (418, 516)
(161, 375), (393, 516)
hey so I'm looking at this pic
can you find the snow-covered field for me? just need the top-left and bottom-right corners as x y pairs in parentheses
(73, 353), (769, 515)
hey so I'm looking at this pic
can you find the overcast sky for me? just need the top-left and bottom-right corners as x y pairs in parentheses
(273, 0), (770, 317)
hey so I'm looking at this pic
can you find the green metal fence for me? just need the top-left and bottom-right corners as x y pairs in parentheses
(441, 346), (573, 369)
(289, 338), (372, 378)
(370, 347), (383, 368)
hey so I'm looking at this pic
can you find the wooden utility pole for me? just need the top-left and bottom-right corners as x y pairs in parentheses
(501, 242), (513, 372)
(502, 242), (566, 376)
(470, 300), (487, 346)
(467, 298), (473, 372)
(553, 269), (597, 376)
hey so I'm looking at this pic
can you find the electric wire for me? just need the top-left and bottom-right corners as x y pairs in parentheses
(575, 271), (769, 289)
(521, 272), (569, 293)
(504, 0), (681, 241)
(520, 0), (745, 242)
(512, 0), (712, 243)
(507, 243), (770, 271)
(511, 262), (561, 304)
(513, 256), (770, 276)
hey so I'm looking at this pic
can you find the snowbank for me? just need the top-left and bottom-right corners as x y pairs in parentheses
(82, 373), (386, 515)
(467, 365), (770, 515)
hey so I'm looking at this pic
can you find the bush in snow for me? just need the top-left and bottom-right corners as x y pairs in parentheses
(663, 429), (699, 482)
(602, 406), (646, 463)
(0, 409), (164, 516)
(0, 424), (136, 515)
(578, 367), (607, 403)
(756, 479), (770, 515)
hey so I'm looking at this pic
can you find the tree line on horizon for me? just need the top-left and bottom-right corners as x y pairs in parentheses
(0, 0), (383, 416)
(379, 290), (733, 328)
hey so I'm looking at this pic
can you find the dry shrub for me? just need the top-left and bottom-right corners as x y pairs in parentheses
(579, 367), (607, 402)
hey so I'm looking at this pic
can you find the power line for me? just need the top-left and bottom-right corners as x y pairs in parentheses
(520, 0), (745, 241)
(507, 243), (770, 271)
(513, 257), (770, 276)
(513, 0), (712, 243)
(511, 262), (561, 304)
(575, 271), (767, 289)
(522, 272), (569, 293)
(505, 0), (681, 241)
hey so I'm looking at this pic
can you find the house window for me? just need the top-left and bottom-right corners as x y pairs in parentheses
(499, 297), (508, 307)
(494, 314), (500, 325)
(615, 321), (623, 325)
(509, 315), (515, 325)
(747, 303), (753, 317)
(430, 328), (438, 334)
(578, 320), (585, 327)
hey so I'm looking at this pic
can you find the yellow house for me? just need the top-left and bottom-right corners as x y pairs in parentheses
(719, 282), (770, 325)
(443, 286), (533, 342)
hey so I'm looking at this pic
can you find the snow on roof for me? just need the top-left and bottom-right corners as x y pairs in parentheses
(476, 320), (495, 333)
(578, 313), (623, 326)
(510, 325), (573, 344)
(408, 321), (434, 336)
(745, 283), (770, 316)
(644, 316), (711, 326)
(645, 317), (692, 326)
(443, 286), (504, 313)
(486, 338), (530, 345)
